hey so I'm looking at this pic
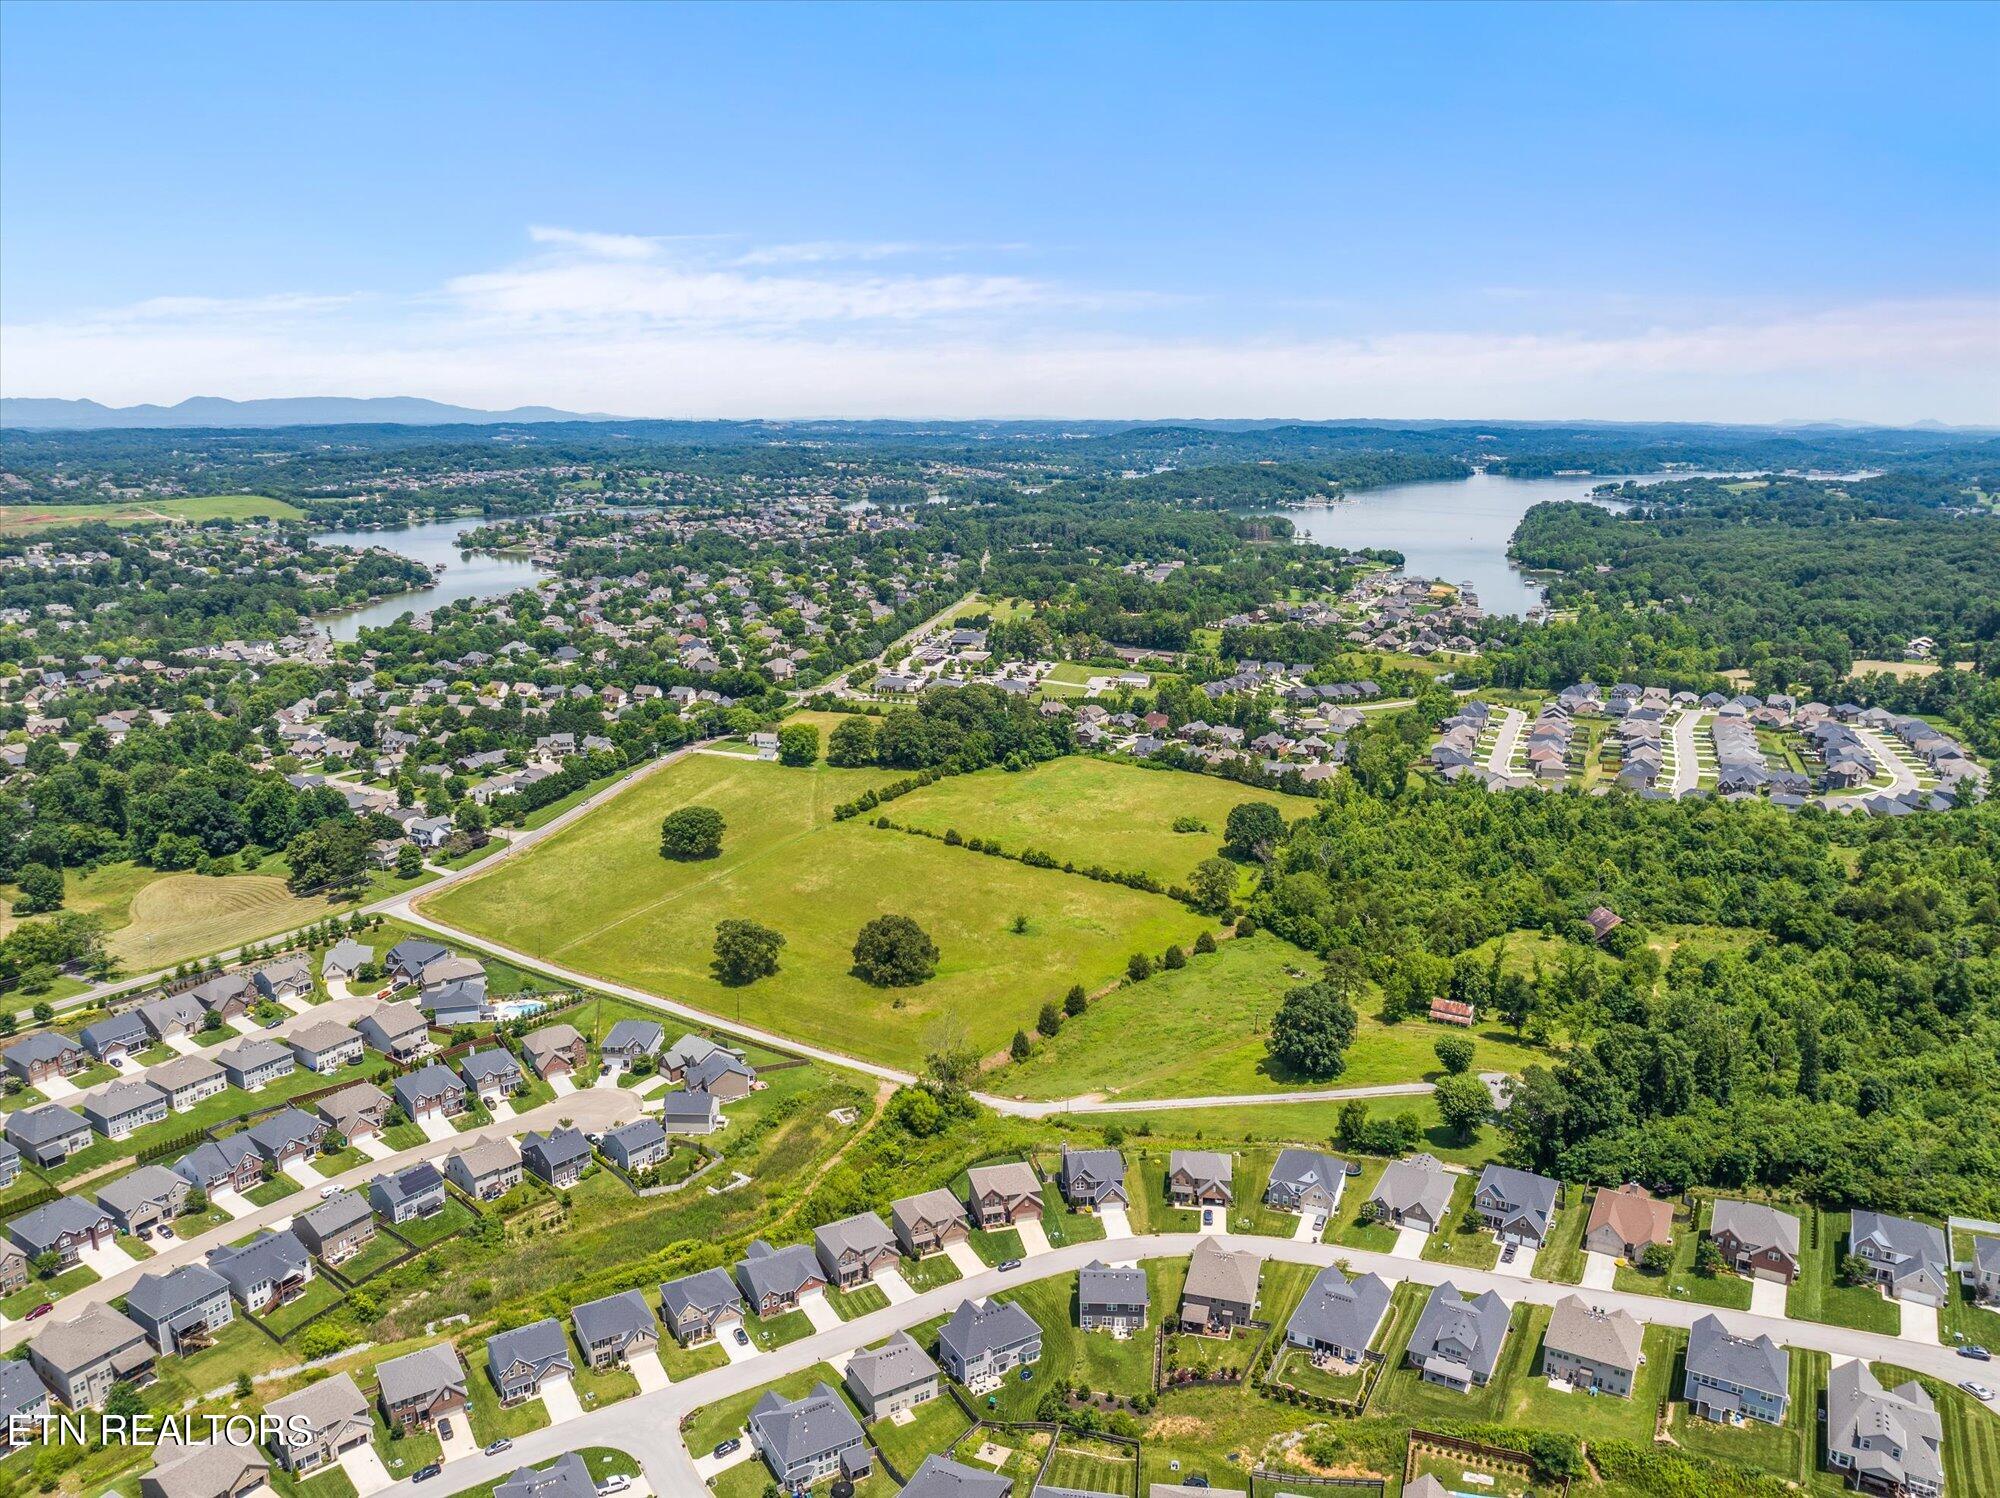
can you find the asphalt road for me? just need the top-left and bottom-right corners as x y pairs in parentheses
(1482, 706), (1526, 777)
(388, 1226), (1998, 1498)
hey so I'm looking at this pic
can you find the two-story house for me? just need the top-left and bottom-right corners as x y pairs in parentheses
(1683, 1313), (1790, 1425)
(1078, 1260), (1149, 1334)
(936, 1297), (1042, 1390)
(1406, 1281), (1512, 1391)
(844, 1332), (938, 1420)
(812, 1211), (900, 1289)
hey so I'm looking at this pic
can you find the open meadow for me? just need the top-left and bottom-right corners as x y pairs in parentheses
(0, 494), (302, 534)
(422, 753), (1214, 1068)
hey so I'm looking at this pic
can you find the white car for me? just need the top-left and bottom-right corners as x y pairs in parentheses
(319, 1185), (342, 1199)
(1960, 1381), (1994, 1402)
(597, 1479), (631, 1496)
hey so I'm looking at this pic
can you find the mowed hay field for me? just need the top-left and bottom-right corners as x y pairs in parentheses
(0, 494), (302, 535)
(998, 933), (1549, 1101)
(422, 753), (1216, 1068)
(888, 757), (1315, 886)
(0, 860), (342, 968)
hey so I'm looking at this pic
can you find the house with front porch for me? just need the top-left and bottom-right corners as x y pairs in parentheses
(735, 1238), (826, 1315)
(813, 1211), (900, 1288)
(892, 1188), (970, 1259)
(95, 1165), (190, 1237)
(264, 1372), (374, 1473)
(571, 1289), (659, 1370)
(485, 1318), (574, 1405)
(660, 1267), (744, 1346)
(376, 1343), (469, 1432)
(965, 1160), (1042, 1227)
(1168, 1150), (1234, 1208)
(1058, 1146), (1130, 1211)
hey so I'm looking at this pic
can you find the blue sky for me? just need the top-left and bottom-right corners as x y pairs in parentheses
(3, 1), (1995, 421)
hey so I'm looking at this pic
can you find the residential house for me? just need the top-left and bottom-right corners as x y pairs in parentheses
(1407, 1282), (1512, 1392)
(1585, 1183), (1675, 1264)
(966, 1161), (1044, 1227)
(252, 960), (313, 1005)
(684, 1049), (756, 1100)
(295, 1190), (377, 1265)
(288, 1021), (362, 1075)
(82, 1079), (170, 1140)
(601, 1117), (669, 1173)
(659, 1267), (744, 1346)
(494, 1454), (596, 1498)
(1683, 1313), (1790, 1424)
(95, 1164), (191, 1237)
(1474, 1165), (1559, 1248)
(124, 1264), (235, 1356)
(6, 1103), (92, 1166)
(0, 1241), (24, 1298)
(1709, 1199), (1802, 1285)
(27, 1302), (153, 1410)
(521, 1127), (591, 1188)
(1541, 1295), (1643, 1397)
(735, 1238), (826, 1315)
(11, 1196), (116, 1267)
(1967, 1235), (2000, 1305)
(375, 1343), (469, 1432)
(206, 1230), (313, 1312)
(1179, 1236), (1261, 1335)
(149, 1055), (227, 1113)
(369, 1162), (447, 1225)
(384, 938), (449, 986)
(485, 1318), (574, 1404)
(1264, 1149), (1348, 1219)
(264, 1372), (374, 1472)
(79, 1012), (149, 1066)
(570, 1288), (660, 1370)
(1825, 1358), (1944, 1497)
(1167, 1150), (1234, 1208)
(661, 1032), (726, 1080)
(1285, 1265), (1391, 1367)
(600, 1020), (663, 1069)
(420, 977), (489, 1029)
(317, 1082), (391, 1145)
(445, 1137), (522, 1201)
(899, 1457), (1010, 1498)
(892, 1188), (971, 1259)
(0, 1359), (49, 1443)
(357, 1002), (433, 1064)
(813, 1211), (900, 1288)
(184, 973), (255, 1026)
(658, 1088), (721, 1135)
(243, 1108), (326, 1167)
(520, 1023), (587, 1081)
(217, 1038), (294, 1092)
(844, 1331), (939, 1420)
(138, 993), (207, 1044)
(1078, 1260), (1149, 1334)
(320, 938), (371, 985)
(458, 1047), (525, 1104)
(392, 1063), (466, 1123)
(1849, 1212), (1949, 1306)
(3, 1031), (86, 1087)
(937, 1297), (1043, 1389)
(171, 1136), (262, 1197)
(0, 1139), (17, 1191)
(142, 1439), (269, 1498)
(748, 1382), (871, 1489)
(1367, 1154), (1454, 1234)
(1058, 1146), (1130, 1211)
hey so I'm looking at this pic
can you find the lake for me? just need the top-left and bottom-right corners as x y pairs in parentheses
(310, 516), (553, 640)
(1252, 469), (1675, 618)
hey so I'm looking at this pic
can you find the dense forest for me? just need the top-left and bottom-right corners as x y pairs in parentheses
(1247, 771), (2000, 1217)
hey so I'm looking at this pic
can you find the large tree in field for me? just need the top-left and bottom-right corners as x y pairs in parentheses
(712, 919), (785, 985)
(826, 716), (877, 768)
(1433, 1073), (1492, 1141)
(660, 805), (726, 860)
(1223, 801), (1285, 861)
(1187, 857), (1236, 915)
(777, 724), (820, 766)
(852, 914), (939, 987)
(1268, 978), (1357, 1079)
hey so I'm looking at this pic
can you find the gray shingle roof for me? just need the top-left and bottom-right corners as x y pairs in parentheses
(844, 1331), (938, 1399)
(736, 1238), (822, 1303)
(1685, 1313), (1788, 1398)
(1409, 1281), (1512, 1383)
(899, 1455), (1011, 1498)
(1544, 1294), (1643, 1373)
(749, 1381), (865, 1470)
(125, 1263), (230, 1324)
(375, 1342), (467, 1408)
(1285, 1264), (1391, 1353)
(938, 1297), (1040, 1365)
(570, 1289), (656, 1350)
(1709, 1199), (1800, 1258)
(486, 1317), (572, 1380)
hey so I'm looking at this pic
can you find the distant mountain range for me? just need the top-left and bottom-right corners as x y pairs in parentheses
(0, 396), (617, 429)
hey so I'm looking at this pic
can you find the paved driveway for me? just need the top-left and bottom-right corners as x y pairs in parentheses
(435, 1414), (478, 1464)
(945, 1240), (986, 1276)
(799, 1290), (842, 1332)
(1391, 1226), (1429, 1260)
(549, 1075), (576, 1096)
(1098, 1206), (1132, 1239)
(339, 1442), (394, 1495)
(1581, 1252), (1619, 1289)
(1016, 1218), (1052, 1257)
(166, 1035), (203, 1056)
(691, 1436), (754, 1480)
(720, 1326), (761, 1363)
(282, 1158), (324, 1185)
(1750, 1277), (1788, 1317)
(875, 1267), (915, 1305)
(280, 995), (315, 1015)
(630, 1350), (671, 1392)
(1495, 1245), (1539, 1281)
(356, 1135), (395, 1161)
(489, 1100), (516, 1121)
(78, 1239), (132, 1277)
(1290, 1212), (1322, 1243)
(1899, 1300), (1941, 1345)
(539, 1375), (583, 1424)
(632, 1075), (667, 1098)
(37, 1074), (78, 1101)
(210, 1187), (255, 1220)
(418, 1112), (458, 1142)
(593, 1067), (620, 1090)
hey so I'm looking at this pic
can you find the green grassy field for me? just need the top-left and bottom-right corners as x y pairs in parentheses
(0, 493), (303, 535)
(997, 935), (1548, 1102)
(1788, 1209), (1901, 1334)
(888, 757), (1312, 886)
(423, 754), (1213, 1067)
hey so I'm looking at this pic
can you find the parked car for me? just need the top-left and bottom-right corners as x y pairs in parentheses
(598, 1479), (630, 1495)
(1960, 1345), (1992, 1361)
(484, 1439), (511, 1456)
(320, 1185), (342, 1199)
(437, 1419), (454, 1441)
(25, 1303), (52, 1321)
(1959, 1381), (1994, 1401)
(734, 1326), (750, 1346)
(998, 1258), (1023, 1271)
(712, 1438), (740, 1459)
(412, 1466), (441, 1484)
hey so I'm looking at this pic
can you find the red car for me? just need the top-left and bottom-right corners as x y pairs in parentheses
(25, 1303), (53, 1321)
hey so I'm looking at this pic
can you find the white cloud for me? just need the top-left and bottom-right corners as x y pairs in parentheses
(734, 240), (1027, 266)
(3, 226), (1994, 424)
